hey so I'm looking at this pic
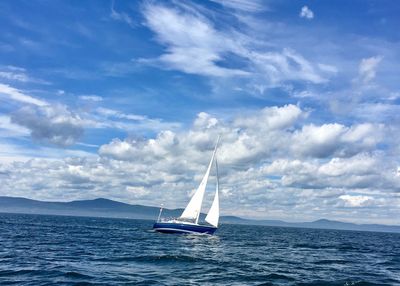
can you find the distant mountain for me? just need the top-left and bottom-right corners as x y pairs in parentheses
(0, 196), (180, 220)
(1, 196), (399, 233)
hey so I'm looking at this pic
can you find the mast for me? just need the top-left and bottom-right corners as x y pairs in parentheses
(180, 136), (220, 224)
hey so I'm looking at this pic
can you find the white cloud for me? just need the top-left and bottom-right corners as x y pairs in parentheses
(210, 0), (265, 12)
(339, 194), (374, 207)
(250, 48), (327, 85)
(0, 71), (31, 82)
(96, 107), (146, 121)
(94, 107), (181, 132)
(79, 95), (103, 102)
(300, 6), (314, 19)
(1, 104), (399, 223)
(234, 104), (303, 130)
(141, 3), (326, 85)
(291, 123), (383, 158)
(0, 83), (48, 106)
(0, 66), (49, 84)
(318, 63), (338, 74)
(358, 55), (383, 83)
(142, 3), (248, 77)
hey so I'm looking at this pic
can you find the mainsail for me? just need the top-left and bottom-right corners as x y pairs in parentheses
(180, 138), (219, 224)
(205, 159), (219, 227)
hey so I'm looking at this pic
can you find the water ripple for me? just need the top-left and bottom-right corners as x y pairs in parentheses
(0, 213), (399, 285)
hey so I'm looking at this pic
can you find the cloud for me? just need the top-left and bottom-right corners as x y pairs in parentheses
(250, 48), (327, 85)
(94, 107), (181, 132)
(300, 6), (314, 19)
(79, 95), (103, 102)
(141, 3), (326, 85)
(96, 107), (146, 121)
(0, 83), (48, 106)
(317, 63), (338, 74)
(110, 0), (135, 28)
(291, 123), (383, 158)
(358, 55), (383, 83)
(11, 104), (84, 146)
(1, 104), (399, 223)
(234, 104), (303, 131)
(339, 194), (374, 207)
(142, 3), (248, 77)
(0, 66), (49, 84)
(210, 0), (265, 12)
(0, 115), (30, 138)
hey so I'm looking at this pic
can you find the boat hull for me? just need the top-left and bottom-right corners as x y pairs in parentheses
(153, 222), (217, 235)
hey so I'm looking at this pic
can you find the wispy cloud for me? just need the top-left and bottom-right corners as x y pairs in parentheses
(210, 0), (265, 12)
(141, 2), (327, 89)
(110, 0), (135, 28)
(142, 3), (249, 77)
(358, 55), (383, 83)
(0, 83), (48, 106)
(79, 95), (103, 102)
(0, 66), (50, 84)
(94, 107), (181, 132)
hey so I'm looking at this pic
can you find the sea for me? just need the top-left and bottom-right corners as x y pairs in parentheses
(0, 213), (399, 285)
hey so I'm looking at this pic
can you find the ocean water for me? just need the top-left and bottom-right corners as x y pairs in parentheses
(0, 213), (399, 286)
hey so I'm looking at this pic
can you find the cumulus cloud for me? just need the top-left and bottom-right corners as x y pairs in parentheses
(264, 153), (393, 191)
(1, 104), (399, 223)
(339, 194), (374, 207)
(300, 6), (314, 19)
(98, 105), (385, 169)
(11, 105), (84, 146)
(291, 123), (383, 158)
(234, 104), (303, 131)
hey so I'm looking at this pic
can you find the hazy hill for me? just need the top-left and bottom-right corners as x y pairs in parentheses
(1, 196), (399, 233)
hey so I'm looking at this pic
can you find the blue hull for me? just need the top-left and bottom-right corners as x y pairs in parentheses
(153, 222), (217, 235)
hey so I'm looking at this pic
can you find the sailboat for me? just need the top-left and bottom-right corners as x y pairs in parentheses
(153, 138), (220, 235)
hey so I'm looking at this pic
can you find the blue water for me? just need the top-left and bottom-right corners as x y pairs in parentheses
(0, 213), (399, 285)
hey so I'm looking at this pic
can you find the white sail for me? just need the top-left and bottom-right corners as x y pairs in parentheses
(205, 159), (219, 227)
(180, 138), (219, 224)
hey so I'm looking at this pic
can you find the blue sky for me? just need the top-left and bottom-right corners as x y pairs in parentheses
(0, 0), (399, 224)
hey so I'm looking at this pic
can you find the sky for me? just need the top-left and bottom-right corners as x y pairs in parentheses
(0, 0), (399, 224)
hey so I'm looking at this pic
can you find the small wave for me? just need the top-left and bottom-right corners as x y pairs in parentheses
(297, 279), (392, 286)
(234, 272), (296, 283)
(64, 271), (93, 279)
(293, 243), (334, 250)
(265, 273), (295, 281)
(93, 254), (211, 264)
(336, 244), (359, 251)
(0, 269), (34, 276)
(315, 259), (349, 265)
